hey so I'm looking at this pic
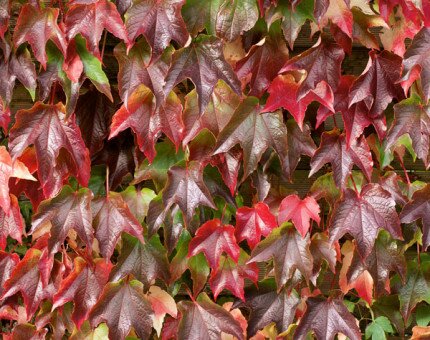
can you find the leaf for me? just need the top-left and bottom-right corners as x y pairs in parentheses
(316, 75), (386, 147)
(121, 186), (156, 224)
(412, 326), (430, 340)
(74, 35), (113, 102)
(351, 6), (389, 50)
(65, 0), (129, 58)
(109, 84), (184, 162)
(329, 183), (402, 259)
(177, 292), (244, 340)
(74, 86), (117, 155)
(92, 191), (144, 260)
(278, 194), (320, 237)
(125, 0), (189, 61)
(309, 129), (373, 189)
(114, 40), (172, 107)
(89, 280), (153, 340)
(181, 0), (221, 36)
(263, 73), (334, 130)
(401, 27), (430, 102)
(280, 35), (344, 100)
(162, 161), (216, 226)
(282, 119), (317, 180)
(237, 283), (300, 336)
(109, 234), (170, 290)
(182, 80), (241, 146)
(385, 94), (430, 168)
(13, 4), (67, 68)
(4, 323), (48, 340)
(9, 102), (91, 198)
(273, 0), (314, 49)
(349, 50), (404, 118)
(164, 34), (241, 114)
(400, 184), (430, 250)
(1, 248), (51, 319)
(319, 0), (353, 38)
(393, 259), (430, 322)
(310, 232), (338, 276)
(52, 257), (112, 329)
(0, 250), (19, 297)
(30, 185), (93, 255)
(0, 47), (37, 105)
(147, 286), (177, 336)
(0, 0), (9, 39)
(346, 231), (406, 299)
(189, 253), (210, 297)
(215, 0), (258, 42)
(294, 297), (361, 340)
(209, 250), (259, 300)
(235, 22), (289, 97)
(235, 202), (277, 249)
(248, 224), (313, 288)
(213, 97), (288, 179)
(0, 146), (35, 213)
(365, 316), (394, 340)
(188, 218), (240, 269)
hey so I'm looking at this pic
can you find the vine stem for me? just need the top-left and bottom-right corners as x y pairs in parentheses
(100, 30), (108, 62)
(332, 113), (339, 129)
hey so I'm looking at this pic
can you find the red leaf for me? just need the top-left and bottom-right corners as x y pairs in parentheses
(235, 202), (277, 249)
(1, 248), (52, 319)
(0, 146), (35, 213)
(280, 35), (344, 100)
(349, 50), (404, 118)
(319, 0), (353, 38)
(13, 4), (67, 68)
(147, 286), (177, 336)
(0, 194), (24, 250)
(92, 191), (144, 260)
(209, 251), (259, 301)
(235, 23), (289, 97)
(0, 0), (9, 39)
(164, 35), (241, 114)
(89, 280), (153, 340)
(162, 161), (216, 226)
(9, 102), (91, 198)
(294, 297), (361, 340)
(278, 194), (320, 237)
(52, 257), (112, 329)
(329, 183), (403, 259)
(65, 0), (129, 58)
(309, 129), (373, 189)
(30, 185), (93, 255)
(109, 85), (184, 162)
(125, 0), (189, 61)
(188, 219), (240, 270)
(0, 250), (19, 297)
(263, 74), (334, 130)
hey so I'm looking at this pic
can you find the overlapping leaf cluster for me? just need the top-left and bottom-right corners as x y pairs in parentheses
(0, 0), (430, 339)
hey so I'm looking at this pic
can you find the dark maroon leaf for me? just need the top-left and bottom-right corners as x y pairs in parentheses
(125, 0), (189, 61)
(294, 297), (361, 340)
(164, 35), (242, 114)
(329, 183), (403, 259)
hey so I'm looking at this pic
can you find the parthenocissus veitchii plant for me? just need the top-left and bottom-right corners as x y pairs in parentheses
(1, 0), (430, 339)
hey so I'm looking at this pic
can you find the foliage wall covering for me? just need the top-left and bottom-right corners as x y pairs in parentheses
(2, 0), (430, 338)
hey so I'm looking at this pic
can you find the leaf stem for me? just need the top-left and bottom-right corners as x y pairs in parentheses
(349, 174), (359, 194)
(100, 30), (108, 62)
(397, 154), (411, 188)
(332, 113), (339, 129)
(105, 166), (110, 195)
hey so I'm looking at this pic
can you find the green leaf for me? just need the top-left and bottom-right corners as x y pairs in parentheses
(365, 316), (394, 339)
(416, 304), (430, 326)
(75, 35), (112, 101)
